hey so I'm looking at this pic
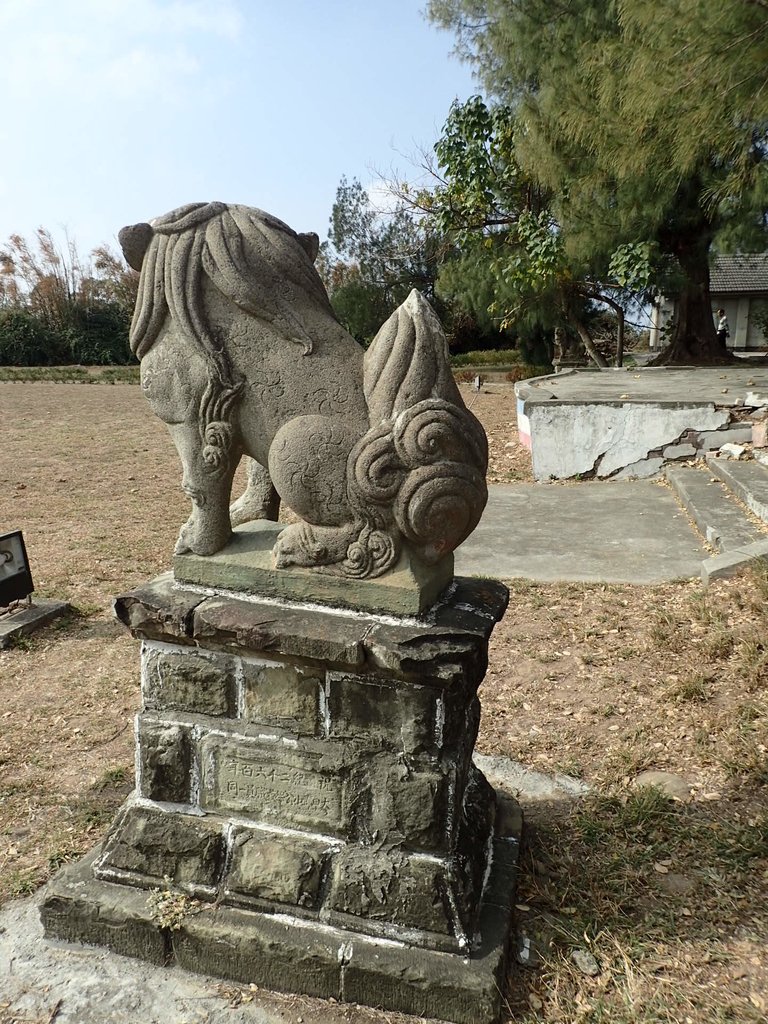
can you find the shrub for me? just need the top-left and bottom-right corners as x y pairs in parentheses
(65, 303), (134, 365)
(505, 364), (552, 383)
(451, 348), (521, 368)
(0, 309), (68, 365)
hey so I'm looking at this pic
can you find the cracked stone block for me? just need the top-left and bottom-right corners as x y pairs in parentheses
(696, 424), (754, 449)
(225, 829), (327, 908)
(327, 846), (456, 939)
(241, 656), (321, 734)
(366, 757), (449, 851)
(138, 719), (193, 804)
(614, 457), (665, 480)
(753, 421), (768, 448)
(326, 672), (437, 753)
(142, 644), (235, 716)
(662, 443), (696, 459)
(95, 803), (225, 889)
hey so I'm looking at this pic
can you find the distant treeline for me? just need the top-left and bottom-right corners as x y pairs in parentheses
(0, 229), (138, 366)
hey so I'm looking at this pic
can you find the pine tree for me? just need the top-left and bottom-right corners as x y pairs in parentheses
(428, 0), (768, 364)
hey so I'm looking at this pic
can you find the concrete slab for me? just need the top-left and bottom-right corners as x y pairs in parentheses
(520, 366), (768, 406)
(516, 367), (768, 481)
(0, 598), (71, 649)
(474, 754), (590, 803)
(455, 482), (705, 584)
(665, 466), (765, 551)
(707, 455), (768, 524)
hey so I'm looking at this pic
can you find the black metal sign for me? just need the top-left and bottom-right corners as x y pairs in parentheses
(0, 530), (34, 606)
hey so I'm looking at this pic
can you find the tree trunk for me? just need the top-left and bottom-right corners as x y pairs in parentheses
(649, 214), (732, 366)
(572, 313), (607, 368)
(615, 305), (624, 368)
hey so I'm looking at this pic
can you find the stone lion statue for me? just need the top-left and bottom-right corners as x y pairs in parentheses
(119, 202), (487, 578)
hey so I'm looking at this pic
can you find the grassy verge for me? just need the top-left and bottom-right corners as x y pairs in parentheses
(508, 789), (767, 1022)
(0, 365), (140, 383)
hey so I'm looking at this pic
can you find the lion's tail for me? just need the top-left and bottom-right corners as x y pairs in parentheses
(349, 290), (488, 564)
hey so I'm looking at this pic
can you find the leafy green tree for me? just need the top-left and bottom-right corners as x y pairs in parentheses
(322, 175), (499, 352)
(0, 309), (67, 366)
(427, 0), (768, 365)
(321, 176), (448, 345)
(419, 95), (628, 366)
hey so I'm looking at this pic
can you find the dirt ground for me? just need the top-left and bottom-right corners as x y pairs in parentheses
(0, 381), (766, 1024)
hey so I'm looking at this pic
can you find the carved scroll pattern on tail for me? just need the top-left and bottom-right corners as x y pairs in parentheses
(348, 290), (488, 566)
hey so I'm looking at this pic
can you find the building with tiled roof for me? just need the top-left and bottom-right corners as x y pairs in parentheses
(650, 253), (768, 351)
(710, 253), (768, 295)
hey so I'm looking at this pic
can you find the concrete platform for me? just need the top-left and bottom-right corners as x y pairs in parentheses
(521, 365), (768, 405)
(515, 366), (768, 481)
(456, 482), (706, 584)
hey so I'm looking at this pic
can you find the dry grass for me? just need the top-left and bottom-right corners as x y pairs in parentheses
(1, 381), (767, 1023)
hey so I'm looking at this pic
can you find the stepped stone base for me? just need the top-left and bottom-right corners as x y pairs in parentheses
(42, 797), (520, 1024)
(43, 573), (519, 1023)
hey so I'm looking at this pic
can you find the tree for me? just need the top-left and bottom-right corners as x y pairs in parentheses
(427, 0), (768, 364)
(321, 176), (507, 352)
(320, 176), (447, 345)
(0, 229), (138, 365)
(418, 95), (628, 367)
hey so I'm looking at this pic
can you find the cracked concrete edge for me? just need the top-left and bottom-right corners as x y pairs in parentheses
(0, 599), (71, 649)
(700, 539), (768, 584)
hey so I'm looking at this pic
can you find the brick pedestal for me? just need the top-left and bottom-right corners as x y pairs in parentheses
(41, 574), (520, 1023)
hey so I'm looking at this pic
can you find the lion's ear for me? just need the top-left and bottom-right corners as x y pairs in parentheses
(119, 222), (153, 271)
(297, 232), (320, 263)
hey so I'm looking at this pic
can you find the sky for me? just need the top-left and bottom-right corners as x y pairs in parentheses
(0, 0), (477, 260)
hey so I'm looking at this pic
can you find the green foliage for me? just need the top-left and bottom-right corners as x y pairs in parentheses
(323, 175), (509, 353)
(322, 176), (446, 345)
(608, 242), (657, 292)
(0, 308), (66, 365)
(451, 347), (520, 367)
(426, 0), (768, 364)
(64, 303), (132, 365)
(421, 95), (606, 364)
(0, 228), (138, 366)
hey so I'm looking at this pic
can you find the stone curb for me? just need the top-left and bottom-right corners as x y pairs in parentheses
(665, 465), (764, 553)
(0, 599), (71, 649)
(706, 454), (768, 524)
(700, 539), (768, 584)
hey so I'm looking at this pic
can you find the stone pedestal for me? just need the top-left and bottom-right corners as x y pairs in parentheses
(41, 574), (520, 1024)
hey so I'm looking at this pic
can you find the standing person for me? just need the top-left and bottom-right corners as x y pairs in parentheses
(715, 308), (730, 346)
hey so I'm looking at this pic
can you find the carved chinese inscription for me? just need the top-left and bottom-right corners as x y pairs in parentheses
(201, 738), (345, 833)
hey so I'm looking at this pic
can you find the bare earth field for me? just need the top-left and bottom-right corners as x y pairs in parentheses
(0, 381), (766, 1024)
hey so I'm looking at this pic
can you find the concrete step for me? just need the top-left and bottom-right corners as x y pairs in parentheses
(706, 455), (768, 526)
(665, 465), (766, 551)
